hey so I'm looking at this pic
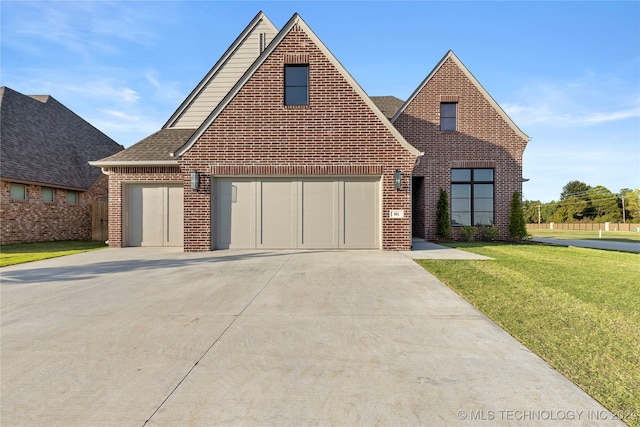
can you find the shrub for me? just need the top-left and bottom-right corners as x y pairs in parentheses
(459, 226), (477, 241)
(480, 225), (499, 241)
(509, 191), (529, 240)
(435, 188), (450, 239)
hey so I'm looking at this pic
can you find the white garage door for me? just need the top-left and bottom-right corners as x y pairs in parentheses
(215, 178), (380, 249)
(126, 183), (184, 247)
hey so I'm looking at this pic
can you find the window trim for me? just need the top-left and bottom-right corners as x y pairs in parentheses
(440, 102), (458, 131)
(451, 168), (494, 226)
(284, 64), (309, 106)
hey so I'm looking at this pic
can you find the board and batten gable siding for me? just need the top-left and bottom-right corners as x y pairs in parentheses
(170, 19), (278, 129)
(179, 22), (418, 252)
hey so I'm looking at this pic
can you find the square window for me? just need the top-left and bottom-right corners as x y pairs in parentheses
(67, 190), (78, 204)
(440, 102), (457, 131)
(42, 187), (54, 202)
(284, 64), (309, 106)
(10, 184), (26, 200)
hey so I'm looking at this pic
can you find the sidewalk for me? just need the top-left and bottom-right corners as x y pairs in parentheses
(402, 238), (493, 260)
(532, 237), (640, 253)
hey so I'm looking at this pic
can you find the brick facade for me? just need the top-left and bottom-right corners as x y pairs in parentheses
(393, 55), (529, 240)
(179, 23), (417, 251)
(0, 175), (109, 244)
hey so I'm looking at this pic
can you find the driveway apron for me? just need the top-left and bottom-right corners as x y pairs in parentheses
(1, 248), (621, 426)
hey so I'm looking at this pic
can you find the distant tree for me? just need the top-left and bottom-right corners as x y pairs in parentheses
(624, 189), (640, 221)
(560, 180), (591, 200)
(619, 188), (634, 222)
(523, 200), (556, 224)
(588, 186), (621, 222)
(551, 196), (588, 222)
(509, 191), (528, 240)
(435, 188), (450, 239)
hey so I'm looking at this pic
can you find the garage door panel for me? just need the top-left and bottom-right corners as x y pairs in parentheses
(216, 179), (255, 249)
(127, 184), (183, 247)
(259, 180), (297, 249)
(341, 179), (379, 249)
(300, 180), (338, 249)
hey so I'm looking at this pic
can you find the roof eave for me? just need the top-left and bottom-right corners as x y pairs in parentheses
(88, 160), (179, 168)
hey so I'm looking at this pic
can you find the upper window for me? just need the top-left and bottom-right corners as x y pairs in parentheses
(42, 187), (54, 202)
(284, 64), (309, 106)
(451, 168), (494, 226)
(10, 184), (26, 201)
(440, 102), (457, 131)
(67, 190), (78, 204)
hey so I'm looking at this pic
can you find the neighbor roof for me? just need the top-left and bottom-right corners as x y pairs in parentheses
(0, 87), (123, 190)
(370, 96), (405, 120)
(391, 50), (530, 142)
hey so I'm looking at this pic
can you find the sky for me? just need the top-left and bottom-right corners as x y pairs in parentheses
(1, 1), (639, 203)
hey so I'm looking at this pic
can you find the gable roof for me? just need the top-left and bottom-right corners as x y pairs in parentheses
(0, 86), (123, 190)
(172, 13), (421, 158)
(371, 96), (405, 120)
(391, 50), (530, 142)
(163, 11), (278, 129)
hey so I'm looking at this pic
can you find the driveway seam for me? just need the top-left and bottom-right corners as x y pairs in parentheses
(141, 253), (294, 426)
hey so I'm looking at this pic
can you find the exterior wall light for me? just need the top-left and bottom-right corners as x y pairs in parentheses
(190, 171), (200, 191)
(394, 169), (402, 191)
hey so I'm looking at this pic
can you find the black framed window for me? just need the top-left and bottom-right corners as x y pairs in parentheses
(451, 168), (494, 226)
(284, 64), (309, 106)
(440, 102), (457, 131)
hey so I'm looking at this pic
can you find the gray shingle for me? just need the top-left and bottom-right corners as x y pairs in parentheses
(95, 128), (195, 163)
(370, 96), (405, 120)
(0, 87), (123, 190)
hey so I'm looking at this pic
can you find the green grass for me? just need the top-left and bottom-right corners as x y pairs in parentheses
(0, 240), (107, 267)
(528, 228), (640, 243)
(416, 243), (640, 426)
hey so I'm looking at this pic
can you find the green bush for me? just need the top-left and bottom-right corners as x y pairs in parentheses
(459, 226), (477, 241)
(509, 191), (529, 240)
(435, 188), (451, 239)
(480, 225), (499, 241)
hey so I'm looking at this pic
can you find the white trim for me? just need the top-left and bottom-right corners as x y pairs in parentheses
(88, 160), (179, 167)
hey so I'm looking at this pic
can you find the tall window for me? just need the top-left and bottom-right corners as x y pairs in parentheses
(440, 102), (457, 131)
(451, 168), (494, 226)
(284, 64), (309, 106)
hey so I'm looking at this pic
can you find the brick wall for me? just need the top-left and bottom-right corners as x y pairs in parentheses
(394, 57), (529, 240)
(180, 24), (417, 251)
(0, 175), (109, 244)
(101, 166), (182, 247)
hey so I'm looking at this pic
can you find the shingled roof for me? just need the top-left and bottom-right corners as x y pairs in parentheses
(0, 87), (123, 190)
(91, 128), (195, 165)
(370, 96), (405, 120)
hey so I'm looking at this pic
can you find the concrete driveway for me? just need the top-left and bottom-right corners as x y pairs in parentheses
(1, 248), (621, 426)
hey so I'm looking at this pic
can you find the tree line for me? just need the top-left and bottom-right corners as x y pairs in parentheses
(523, 181), (640, 223)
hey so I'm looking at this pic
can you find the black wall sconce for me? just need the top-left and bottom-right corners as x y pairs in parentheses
(190, 171), (200, 191)
(394, 169), (402, 191)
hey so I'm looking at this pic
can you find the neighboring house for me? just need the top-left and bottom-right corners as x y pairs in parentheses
(0, 87), (123, 244)
(392, 51), (530, 240)
(92, 12), (529, 251)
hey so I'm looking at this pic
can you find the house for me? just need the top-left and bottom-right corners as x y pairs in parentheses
(392, 51), (530, 240)
(0, 87), (123, 244)
(91, 12), (529, 251)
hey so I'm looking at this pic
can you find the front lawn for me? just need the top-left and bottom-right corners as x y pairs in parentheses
(528, 228), (640, 243)
(0, 240), (107, 267)
(416, 243), (639, 426)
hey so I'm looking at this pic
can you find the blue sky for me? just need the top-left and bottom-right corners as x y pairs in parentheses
(2, 1), (639, 203)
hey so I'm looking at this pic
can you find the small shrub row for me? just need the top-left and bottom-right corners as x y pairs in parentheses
(459, 225), (499, 242)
